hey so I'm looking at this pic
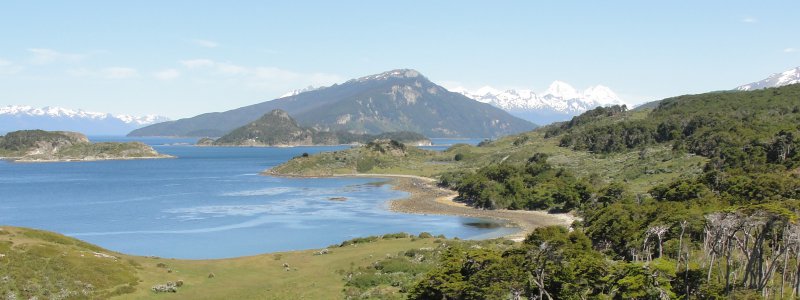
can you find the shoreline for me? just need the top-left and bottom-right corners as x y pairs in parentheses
(3, 154), (175, 163)
(265, 170), (578, 241)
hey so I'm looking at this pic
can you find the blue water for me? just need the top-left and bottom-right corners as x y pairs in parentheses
(0, 138), (513, 259)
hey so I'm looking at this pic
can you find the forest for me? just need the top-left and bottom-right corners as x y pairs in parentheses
(411, 84), (800, 299)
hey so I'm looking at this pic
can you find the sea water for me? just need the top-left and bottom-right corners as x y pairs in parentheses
(0, 137), (514, 259)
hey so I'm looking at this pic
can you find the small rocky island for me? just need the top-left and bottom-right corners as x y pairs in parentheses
(201, 109), (432, 147)
(0, 130), (172, 162)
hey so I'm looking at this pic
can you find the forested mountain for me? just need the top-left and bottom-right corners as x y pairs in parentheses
(129, 69), (535, 138)
(277, 83), (800, 298)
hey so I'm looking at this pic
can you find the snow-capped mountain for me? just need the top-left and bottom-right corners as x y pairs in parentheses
(0, 105), (170, 135)
(279, 86), (323, 98)
(450, 81), (626, 125)
(736, 66), (800, 91)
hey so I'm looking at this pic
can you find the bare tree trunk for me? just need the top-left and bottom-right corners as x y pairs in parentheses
(781, 246), (788, 299)
(677, 220), (687, 270)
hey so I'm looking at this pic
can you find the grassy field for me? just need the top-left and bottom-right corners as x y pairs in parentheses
(272, 111), (707, 194)
(0, 226), (465, 300)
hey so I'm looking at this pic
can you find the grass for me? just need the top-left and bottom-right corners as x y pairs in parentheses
(0, 227), (140, 299)
(0, 226), (465, 300)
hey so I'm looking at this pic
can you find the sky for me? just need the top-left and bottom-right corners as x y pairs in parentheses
(0, 1), (798, 119)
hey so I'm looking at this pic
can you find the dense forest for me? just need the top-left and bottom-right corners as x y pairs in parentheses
(409, 84), (800, 299)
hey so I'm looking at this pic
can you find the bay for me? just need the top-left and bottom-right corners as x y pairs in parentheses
(0, 137), (513, 259)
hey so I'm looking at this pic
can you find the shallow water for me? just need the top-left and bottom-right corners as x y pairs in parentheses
(0, 137), (514, 259)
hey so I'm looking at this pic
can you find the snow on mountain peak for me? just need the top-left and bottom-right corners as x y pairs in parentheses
(583, 85), (623, 105)
(355, 69), (422, 82)
(736, 66), (800, 91)
(544, 81), (580, 100)
(0, 105), (169, 125)
(450, 81), (625, 115)
(280, 85), (321, 98)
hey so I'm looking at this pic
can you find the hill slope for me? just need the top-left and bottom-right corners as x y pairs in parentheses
(129, 69), (536, 138)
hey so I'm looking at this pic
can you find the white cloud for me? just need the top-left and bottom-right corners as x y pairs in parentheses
(70, 67), (139, 79)
(741, 17), (757, 23)
(0, 59), (24, 75)
(180, 59), (216, 68)
(154, 69), (180, 80)
(102, 67), (139, 79)
(784, 48), (798, 53)
(178, 58), (342, 90)
(217, 63), (248, 75)
(28, 48), (85, 64)
(191, 39), (219, 48)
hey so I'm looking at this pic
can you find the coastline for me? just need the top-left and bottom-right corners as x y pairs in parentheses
(265, 170), (578, 241)
(3, 154), (175, 163)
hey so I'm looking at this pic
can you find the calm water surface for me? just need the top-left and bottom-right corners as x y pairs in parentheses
(0, 137), (513, 259)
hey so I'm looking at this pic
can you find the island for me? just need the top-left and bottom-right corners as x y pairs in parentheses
(0, 130), (173, 162)
(198, 109), (432, 147)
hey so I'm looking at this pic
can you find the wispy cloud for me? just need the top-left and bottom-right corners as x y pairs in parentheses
(0, 59), (24, 75)
(28, 48), (85, 64)
(178, 58), (343, 89)
(102, 67), (139, 79)
(190, 39), (219, 48)
(154, 69), (180, 80)
(68, 67), (139, 79)
(784, 48), (798, 53)
(180, 58), (216, 68)
(741, 17), (758, 23)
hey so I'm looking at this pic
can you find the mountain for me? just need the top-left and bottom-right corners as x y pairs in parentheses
(0, 105), (169, 136)
(736, 66), (800, 91)
(211, 109), (431, 146)
(129, 69), (536, 138)
(450, 81), (627, 125)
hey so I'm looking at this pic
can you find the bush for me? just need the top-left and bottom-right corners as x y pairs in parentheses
(382, 232), (410, 239)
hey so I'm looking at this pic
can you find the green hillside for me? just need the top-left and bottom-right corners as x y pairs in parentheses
(275, 84), (800, 298)
(1, 226), (511, 300)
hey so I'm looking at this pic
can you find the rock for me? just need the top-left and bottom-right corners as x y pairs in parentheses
(151, 281), (179, 293)
(196, 137), (216, 146)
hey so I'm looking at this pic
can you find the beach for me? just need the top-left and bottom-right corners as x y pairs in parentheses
(330, 173), (578, 241)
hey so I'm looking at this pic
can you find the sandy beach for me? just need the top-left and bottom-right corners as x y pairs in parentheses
(312, 173), (578, 241)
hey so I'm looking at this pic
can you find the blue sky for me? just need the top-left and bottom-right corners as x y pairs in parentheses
(0, 1), (798, 118)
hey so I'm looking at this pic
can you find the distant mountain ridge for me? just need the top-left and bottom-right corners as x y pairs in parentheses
(0, 105), (169, 135)
(450, 81), (627, 125)
(130, 69), (535, 138)
(736, 66), (800, 91)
